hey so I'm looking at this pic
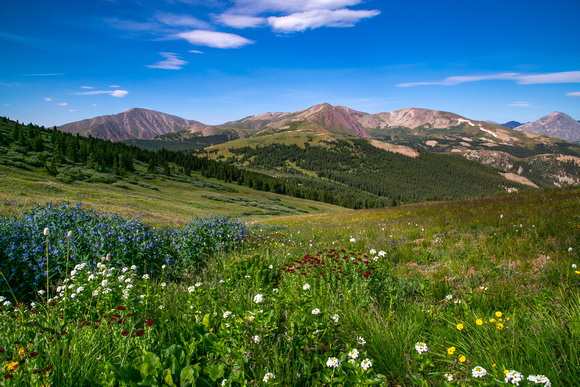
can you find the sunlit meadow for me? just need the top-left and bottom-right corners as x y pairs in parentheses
(1, 188), (579, 386)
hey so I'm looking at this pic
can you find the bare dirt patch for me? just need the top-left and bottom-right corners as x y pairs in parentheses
(370, 140), (419, 158)
(500, 172), (539, 188)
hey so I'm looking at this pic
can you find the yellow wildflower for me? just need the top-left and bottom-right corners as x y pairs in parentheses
(496, 323), (504, 330)
(456, 323), (464, 331)
(504, 370), (510, 375)
(447, 346), (456, 355)
(495, 311), (503, 318)
(6, 362), (19, 371)
(492, 364), (496, 368)
(458, 355), (466, 363)
(489, 318), (496, 323)
(476, 318), (483, 326)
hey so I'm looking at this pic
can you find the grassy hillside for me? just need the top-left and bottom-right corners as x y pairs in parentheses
(0, 117), (343, 224)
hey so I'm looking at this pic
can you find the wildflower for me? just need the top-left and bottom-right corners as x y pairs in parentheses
(472, 366), (487, 378)
(130, 265), (137, 270)
(348, 358), (356, 365)
(303, 283), (311, 290)
(121, 330), (129, 336)
(253, 294), (263, 304)
(360, 358), (372, 370)
(369, 249), (376, 255)
(350, 238), (356, 242)
(527, 374), (551, 386)
(415, 342), (428, 354)
(458, 355), (466, 363)
(6, 362), (19, 371)
(135, 329), (145, 337)
(268, 265), (273, 269)
(348, 348), (359, 359)
(497, 323), (504, 330)
(187, 286), (195, 293)
(357, 336), (366, 346)
(476, 318), (483, 326)
(378, 251), (386, 257)
(223, 311), (232, 318)
(162, 264), (167, 269)
(253, 335), (261, 343)
(221, 379), (227, 386)
(505, 370), (523, 385)
(101, 280), (108, 287)
(142, 274), (150, 280)
(43, 228), (50, 236)
(326, 357), (339, 368)
(456, 323), (464, 331)
(92, 290), (99, 296)
(71, 293), (77, 299)
(312, 308), (321, 315)
(263, 372), (275, 383)
(489, 318), (496, 323)
(569, 247), (573, 252)
(454, 299), (462, 304)
(444, 373), (454, 382)
(445, 294), (453, 300)
(331, 314), (339, 323)
(447, 346), (456, 355)
(495, 311), (503, 318)
(76, 286), (84, 293)
(195, 282), (202, 287)
(572, 264), (577, 269)
(160, 282), (166, 287)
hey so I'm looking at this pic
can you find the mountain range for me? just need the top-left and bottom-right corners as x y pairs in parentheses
(58, 104), (580, 189)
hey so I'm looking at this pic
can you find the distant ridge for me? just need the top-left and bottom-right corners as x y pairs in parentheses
(501, 121), (524, 129)
(513, 112), (580, 142)
(58, 108), (209, 142)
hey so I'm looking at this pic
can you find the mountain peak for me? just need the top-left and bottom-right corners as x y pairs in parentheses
(514, 111), (580, 142)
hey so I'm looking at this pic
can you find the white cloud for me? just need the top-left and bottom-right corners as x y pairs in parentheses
(567, 91), (580, 97)
(109, 85), (120, 88)
(232, 0), (364, 14)
(177, 30), (254, 48)
(189, 50), (204, 54)
(55, 102), (68, 106)
(397, 71), (580, 87)
(156, 12), (211, 29)
(508, 102), (530, 107)
(268, 8), (380, 32)
(75, 90), (129, 98)
(147, 52), (188, 70)
(80, 86), (93, 89)
(44, 97), (52, 101)
(69, 109), (77, 112)
(216, 13), (266, 28)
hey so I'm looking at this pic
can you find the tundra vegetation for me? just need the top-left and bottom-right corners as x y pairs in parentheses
(1, 188), (579, 386)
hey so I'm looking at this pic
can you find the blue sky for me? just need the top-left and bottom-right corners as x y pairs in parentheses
(1, 0), (579, 127)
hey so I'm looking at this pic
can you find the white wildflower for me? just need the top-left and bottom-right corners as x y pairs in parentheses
(254, 294), (263, 304)
(223, 311), (232, 318)
(303, 283), (311, 290)
(360, 358), (372, 371)
(253, 335), (261, 343)
(357, 336), (366, 346)
(263, 372), (275, 383)
(331, 314), (339, 323)
(312, 308), (321, 315)
(415, 342), (428, 354)
(142, 274), (150, 280)
(472, 366), (487, 378)
(326, 357), (339, 368)
(505, 370), (523, 385)
(187, 286), (195, 293)
(348, 348), (359, 359)
(444, 373), (453, 382)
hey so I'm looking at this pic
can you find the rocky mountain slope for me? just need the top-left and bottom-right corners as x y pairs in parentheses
(513, 112), (580, 142)
(58, 108), (209, 142)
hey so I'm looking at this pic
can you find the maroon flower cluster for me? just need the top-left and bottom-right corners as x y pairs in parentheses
(279, 248), (375, 284)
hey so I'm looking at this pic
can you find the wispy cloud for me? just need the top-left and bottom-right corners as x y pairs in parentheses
(109, 85), (120, 88)
(55, 102), (68, 106)
(177, 30), (254, 48)
(147, 52), (188, 69)
(156, 12), (211, 29)
(80, 86), (93, 89)
(75, 90), (129, 98)
(508, 102), (530, 107)
(231, 0), (364, 14)
(216, 13), (266, 28)
(268, 8), (380, 32)
(397, 71), (580, 87)
(567, 91), (580, 97)
(189, 50), (204, 54)
(44, 97), (52, 101)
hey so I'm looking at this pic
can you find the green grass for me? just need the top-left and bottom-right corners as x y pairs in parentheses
(0, 161), (342, 226)
(1, 188), (579, 385)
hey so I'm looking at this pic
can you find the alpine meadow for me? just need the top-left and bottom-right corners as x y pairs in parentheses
(0, 112), (579, 386)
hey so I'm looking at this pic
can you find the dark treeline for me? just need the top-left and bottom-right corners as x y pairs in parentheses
(227, 139), (527, 203)
(0, 117), (388, 209)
